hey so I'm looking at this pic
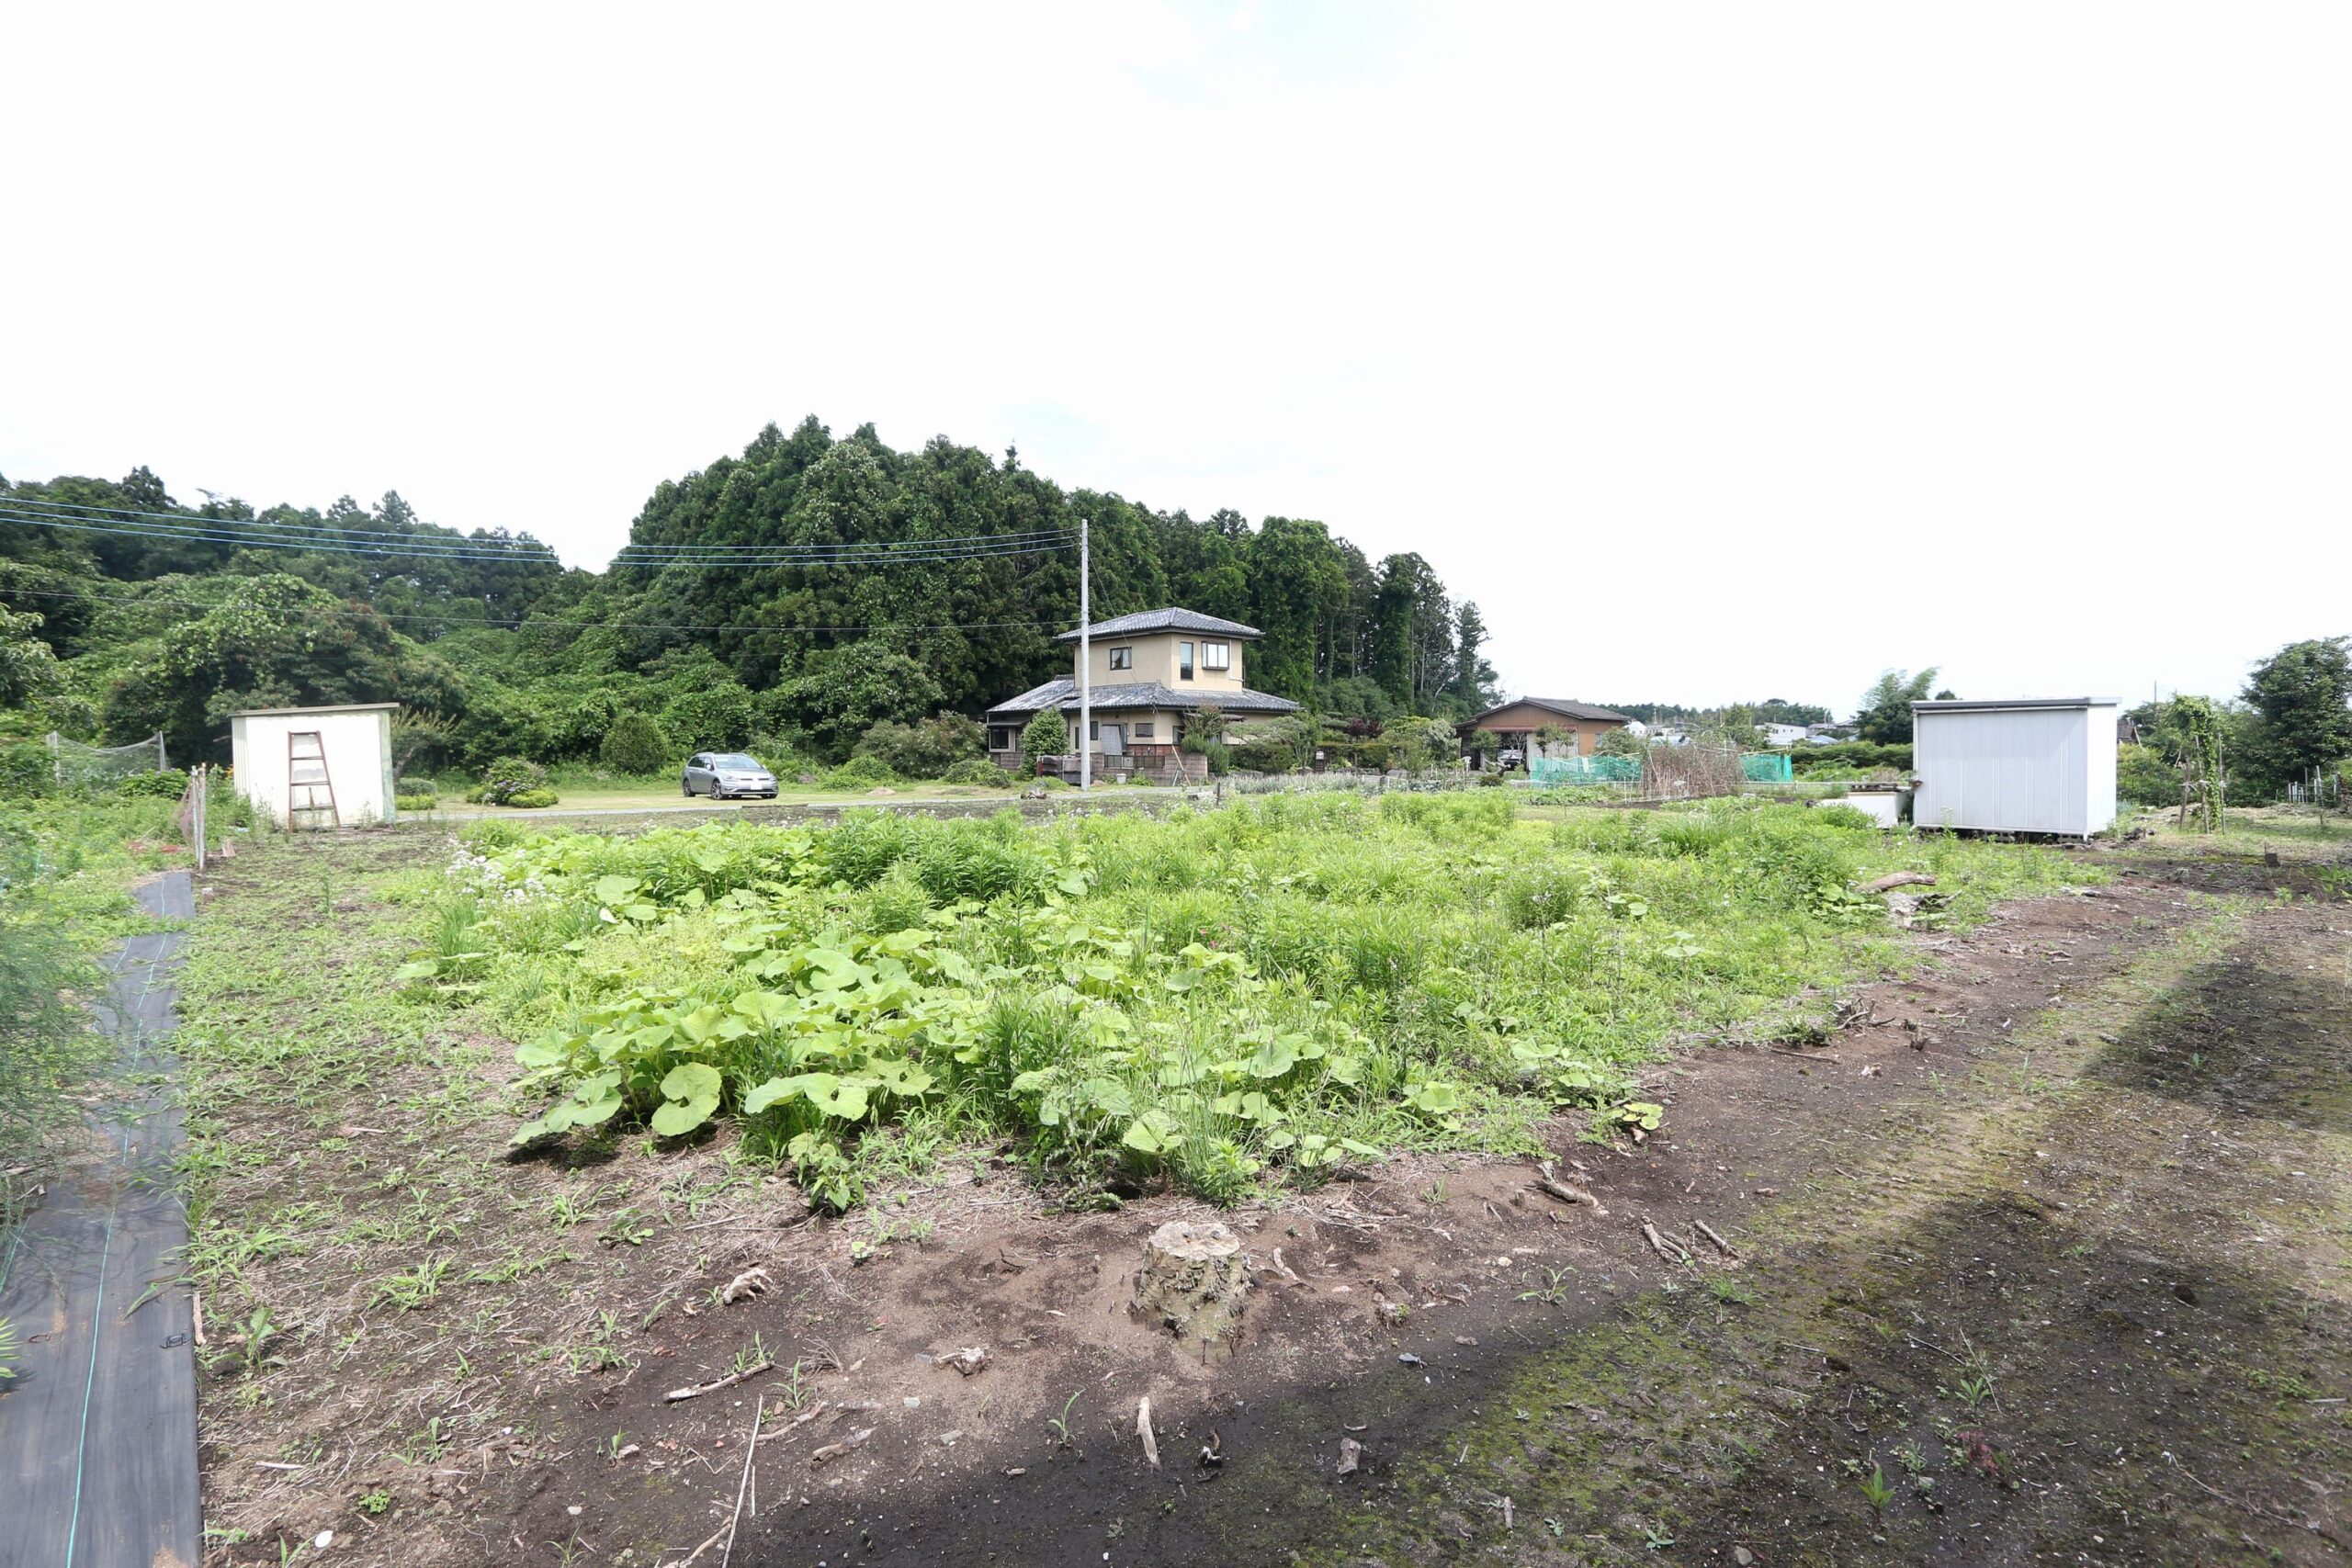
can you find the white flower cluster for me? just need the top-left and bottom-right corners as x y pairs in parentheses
(442, 841), (552, 904)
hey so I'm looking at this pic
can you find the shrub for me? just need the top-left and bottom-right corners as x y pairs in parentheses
(114, 768), (189, 799)
(1020, 708), (1068, 761)
(502, 787), (560, 809)
(599, 711), (671, 776)
(942, 757), (1013, 786)
(1789, 741), (1912, 777)
(1595, 727), (1647, 759)
(854, 712), (986, 778)
(395, 791), (440, 812)
(824, 755), (896, 791)
(478, 755), (549, 806)
(2117, 742), (2178, 807)
(0, 739), (52, 798)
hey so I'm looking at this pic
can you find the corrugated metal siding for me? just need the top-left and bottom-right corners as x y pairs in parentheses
(1914, 705), (2115, 835)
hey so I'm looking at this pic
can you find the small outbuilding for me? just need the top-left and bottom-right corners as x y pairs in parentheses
(229, 702), (401, 829)
(1911, 697), (2117, 838)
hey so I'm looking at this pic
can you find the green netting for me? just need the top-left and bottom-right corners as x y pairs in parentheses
(1527, 755), (1641, 784)
(1526, 751), (1792, 785)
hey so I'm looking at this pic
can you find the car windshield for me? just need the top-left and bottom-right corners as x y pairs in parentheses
(713, 754), (763, 769)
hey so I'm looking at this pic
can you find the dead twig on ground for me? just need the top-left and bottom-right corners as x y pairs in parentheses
(756, 1402), (830, 1444)
(1136, 1397), (1159, 1469)
(1532, 1160), (1607, 1215)
(1641, 1221), (1693, 1266)
(810, 1427), (873, 1467)
(719, 1395), (763, 1568)
(1693, 1219), (1737, 1258)
(666, 1359), (775, 1403)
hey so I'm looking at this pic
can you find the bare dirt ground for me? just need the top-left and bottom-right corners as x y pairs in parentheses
(186, 835), (2352, 1568)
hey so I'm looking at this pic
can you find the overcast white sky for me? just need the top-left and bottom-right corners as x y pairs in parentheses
(4, 3), (2346, 716)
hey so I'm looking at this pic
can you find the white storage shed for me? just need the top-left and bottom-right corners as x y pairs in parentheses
(229, 702), (401, 829)
(1911, 698), (2117, 838)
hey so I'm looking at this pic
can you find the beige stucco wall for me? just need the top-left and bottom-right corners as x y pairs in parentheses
(1078, 631), (1247, 694)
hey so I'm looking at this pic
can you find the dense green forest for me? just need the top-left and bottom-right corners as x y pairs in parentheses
(0, 418), (1500, 774)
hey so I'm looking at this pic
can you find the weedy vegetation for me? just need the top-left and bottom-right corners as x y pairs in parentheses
(380, 792), (2077, 1211)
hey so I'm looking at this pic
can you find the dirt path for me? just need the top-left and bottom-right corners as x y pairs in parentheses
(183, 846), (2352, 1568)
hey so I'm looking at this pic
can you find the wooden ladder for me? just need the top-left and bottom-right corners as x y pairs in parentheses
(287, 730), (340, 829)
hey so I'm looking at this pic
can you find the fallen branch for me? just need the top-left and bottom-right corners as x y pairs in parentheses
(1693, 1219), (1738, 1258)
(809, 1427), (874, 1467)
(1641, 1221), (1693, 1266)
(719, 1395), (763, 1568)
(1532, 1161), (1608, 1215)
(1136, 1397), (1159, 1469)
(666, 1359), (775, 1404)
(755, 1402), (830, 1444)
(1858, 872), (1937, 895)
(1768, 1047), (1841, 1063)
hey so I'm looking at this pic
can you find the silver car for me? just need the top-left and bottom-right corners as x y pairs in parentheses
(682, 751), (777, 800)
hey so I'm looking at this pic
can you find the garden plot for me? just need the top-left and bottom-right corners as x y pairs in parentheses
(175, 795), (2106, 1564)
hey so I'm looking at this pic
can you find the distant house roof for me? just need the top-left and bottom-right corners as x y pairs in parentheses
(985, 677), (1300, 719)
(1465, 697), (1635, 727)
(1055, 608), (1263, 644)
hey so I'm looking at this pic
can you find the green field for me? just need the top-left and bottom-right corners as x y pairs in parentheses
(355, 792), (2083, 1210)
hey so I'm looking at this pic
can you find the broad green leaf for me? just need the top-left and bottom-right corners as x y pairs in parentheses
(741, 1076), (797, 1115)
(592, 874), (642, 905)
(1247, 1035), (1299, 1079)
(1408, 1080), (1462, 1116)
(865, 1058), (933, 1098)
(1121, 1108), (1186, 1155)
(660, 1060), (721, 1104)
(392, 959), (441, 982)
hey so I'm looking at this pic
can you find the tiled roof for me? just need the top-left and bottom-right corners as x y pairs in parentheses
(1469, 697), (1634, 726)
(1054, 607), (1262, 643)
(985, 677), (1299, 717)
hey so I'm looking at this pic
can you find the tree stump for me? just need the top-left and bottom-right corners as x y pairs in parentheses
(1129, 1219), (1250, 1363)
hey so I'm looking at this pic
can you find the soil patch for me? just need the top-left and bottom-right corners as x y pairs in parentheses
(184, 840), (2352, 1568)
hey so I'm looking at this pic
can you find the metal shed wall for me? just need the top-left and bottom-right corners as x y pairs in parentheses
(228, 705), (398, 827)
(1912, 701), (2116, 837)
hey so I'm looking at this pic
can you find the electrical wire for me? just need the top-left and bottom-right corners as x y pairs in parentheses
(2, 492), (1076, 558)
(0, 580), (1069, 637)
(0, 508), (1076, 567)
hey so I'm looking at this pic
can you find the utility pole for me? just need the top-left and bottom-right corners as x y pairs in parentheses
(1078, 515), (1091, 791)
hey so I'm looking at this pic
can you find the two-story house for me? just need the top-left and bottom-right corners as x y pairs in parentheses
(985, 608), (1301, 781)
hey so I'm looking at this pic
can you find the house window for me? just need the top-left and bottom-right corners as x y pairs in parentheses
(1179, 641), (1194, 680)
(1108, 646), (1133, 671)
(1201, 642), (1230, 671)
(1135, 722), (1155, 739)
(989, 727), (1016, 750)
(1088, 720), (1099, 741)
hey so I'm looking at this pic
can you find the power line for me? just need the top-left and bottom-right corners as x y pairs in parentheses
(0, 508), (1076, 567)
(2, 492), (1077, 559)
(0, 580), (1069, 638)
